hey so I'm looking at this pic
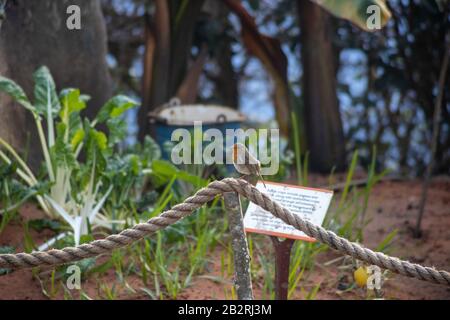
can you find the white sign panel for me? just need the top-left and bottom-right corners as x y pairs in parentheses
(244, 181), (333, 241)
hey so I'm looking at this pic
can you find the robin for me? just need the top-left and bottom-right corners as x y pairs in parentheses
(231, 143), (267, 188)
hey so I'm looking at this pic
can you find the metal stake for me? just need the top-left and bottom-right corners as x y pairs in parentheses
(271, 236), (295, 300)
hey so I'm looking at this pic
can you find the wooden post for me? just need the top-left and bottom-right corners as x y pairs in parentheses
(271, 237), (294, 300)
(415, 43), (449, 237)
(224, 191), (254, 300)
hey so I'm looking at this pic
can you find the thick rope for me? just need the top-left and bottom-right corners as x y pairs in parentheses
(0, 178), (449, 286)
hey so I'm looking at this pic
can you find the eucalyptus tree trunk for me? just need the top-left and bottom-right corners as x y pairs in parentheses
(0, 0), (112, 169)
(208, 1), (238, 109)
(298, 0), (346, 172)
(138, 0), (205, 141)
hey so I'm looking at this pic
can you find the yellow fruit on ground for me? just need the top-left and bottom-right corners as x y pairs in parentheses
(354, 266), (369, 287)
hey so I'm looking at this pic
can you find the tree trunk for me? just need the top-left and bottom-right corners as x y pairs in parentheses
(297, 0), (345, 173)
(214, 38), (239, 108)
(205, 0), (238, 108)
(0, 0), (112, 169)
(138, 0), (204, 141)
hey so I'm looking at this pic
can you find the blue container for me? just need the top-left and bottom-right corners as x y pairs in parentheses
(149, 100), (246, 163)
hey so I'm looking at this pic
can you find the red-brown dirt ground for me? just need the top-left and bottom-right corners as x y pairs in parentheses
(0, 177), (449, 300)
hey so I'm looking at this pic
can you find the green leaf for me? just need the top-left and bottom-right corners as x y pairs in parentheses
(151, 160), (207, 188)
(142, 135), (162, 164)
(310, 0), (391, 31)
(177, 170), (207, 187)
(51, 122), (77, 169)
(337, 150), (358, 211)
(91, 130), (108, 150)
(80, 234), (95, 244)
(0, 76), (35, 112)
(96, 95), (138, 124)
(33, 66), (61, 117)
(28, 219), (61, 232)
(71, 128), (85, 150)
(152, 159), (178, 177)
(95, 95), (137, 146)
(59, 88), (86, 121)
(0, 161), (17, 177)
(375, 229), (398, 253)
(0, 246), (14, 254)
(0, 246), (14, 276)
(87, 259), (113, 276)
(84, 124), (108, 174)
(129, 154), (140, 176)
(106, 117), (128, 146)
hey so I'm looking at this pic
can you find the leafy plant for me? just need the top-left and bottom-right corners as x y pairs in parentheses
(0, 66), (138, 245)
(97, 136), (163, 231)
(0, 246), (14, 275)
(0, 162), (46, 233)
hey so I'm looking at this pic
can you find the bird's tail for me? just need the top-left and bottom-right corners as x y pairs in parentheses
(258, 172), (267, 188)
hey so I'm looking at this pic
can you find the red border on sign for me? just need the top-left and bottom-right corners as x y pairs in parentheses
(247, 181), (332, 242)
(245, 227), (316, 242)
(257, 180), (333, 194)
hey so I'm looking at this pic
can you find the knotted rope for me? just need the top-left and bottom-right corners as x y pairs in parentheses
(1, 178), (449, 286)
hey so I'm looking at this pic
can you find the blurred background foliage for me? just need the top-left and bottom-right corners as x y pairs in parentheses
(101, 0), (449, 175)
(0, 0), (449, 176)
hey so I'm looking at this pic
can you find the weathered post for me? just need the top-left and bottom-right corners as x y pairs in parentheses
(224, 191), (254, 300)
(271, 237), (294, 300)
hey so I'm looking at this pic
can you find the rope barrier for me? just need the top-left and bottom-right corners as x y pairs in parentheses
(0, 178), (449, 286)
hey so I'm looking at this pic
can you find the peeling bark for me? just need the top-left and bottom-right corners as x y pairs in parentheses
(298, 0), (346, 172)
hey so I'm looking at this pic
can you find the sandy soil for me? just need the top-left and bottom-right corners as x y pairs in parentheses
(0, 177), (449, 300)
